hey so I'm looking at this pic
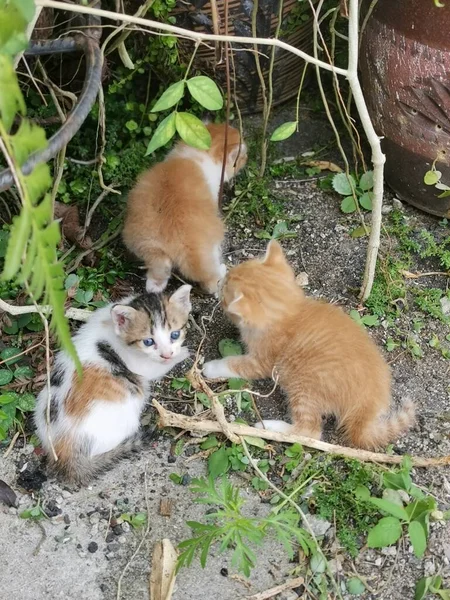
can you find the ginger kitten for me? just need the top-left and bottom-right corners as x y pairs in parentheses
(203, 241), (415, 450)
(123, 123), (247, 294)
(35, 285), (191, 484)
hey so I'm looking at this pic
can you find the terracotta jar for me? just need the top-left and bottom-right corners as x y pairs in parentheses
(360, 0), (450, 217)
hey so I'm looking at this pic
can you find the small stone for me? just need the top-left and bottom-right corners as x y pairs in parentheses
(78, 551), (87, 558)
(119, 536), (127, 545)
(392, 198), (403, 210)
(440, 297), (450, 316)
(381, 546), (397, 557)
(107, 542), (120, 553)
(62, 490), (72, 499)
(167, 455), (176, 464)
(295, 272), (309, 287)
(89, 512), (100, 525)
(375, 557), (382, 567)
(113, 524), (124, 536)
(8, 507), (17, 515)
(54, 496), (64, 506)
(106, 531), (115, 543)
(121, 522), (131, 533)
(381, 204), (393, 215)
(220, 568), (228, 577)
(63, 514), (70, 525)
(424, 559), (436, 576)
(22, 444), (35, 456)
(302, 514), (331, 537)
(88, 542), (98, 554)
(105, 552), (115, 561)
(181, 474), (191, 486)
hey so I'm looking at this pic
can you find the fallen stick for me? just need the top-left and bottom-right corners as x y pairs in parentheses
(152, 399), (450, 467)
(0, 298), (91, 322)
(243, 576), (304, 600)
(149, 539), (178, 600)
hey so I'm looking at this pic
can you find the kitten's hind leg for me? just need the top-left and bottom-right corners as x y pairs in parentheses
(290, 406), (323, 440)
(141, 247), (172, 293)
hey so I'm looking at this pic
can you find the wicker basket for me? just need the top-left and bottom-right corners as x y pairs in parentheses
(174, 0), (315, 115)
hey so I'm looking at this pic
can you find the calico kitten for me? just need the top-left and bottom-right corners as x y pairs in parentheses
(34, 285), (192, 484)
(122, 123), (247, 295)
(203, 241), (415, 450)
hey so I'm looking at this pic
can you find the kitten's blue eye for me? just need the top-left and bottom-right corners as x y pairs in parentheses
(143, 338), (154, 347)
(170, 331), (180, 341)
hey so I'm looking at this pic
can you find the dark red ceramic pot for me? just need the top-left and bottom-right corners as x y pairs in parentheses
(360, 0), (450, 217)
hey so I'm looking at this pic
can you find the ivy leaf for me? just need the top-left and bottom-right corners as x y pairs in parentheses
(270, 122), (297, 142)
(340, 196), (357, 213)
(332, 173), (356, 196)
(0, 370), (13, 386)
(208, 446), (229, 478)
(187, 76), (223, 110)
(145, 112), (176, 155)
(151, 81), (185, 112)
(17, 393), (35, 412)
(359, 191), (374, 211)
(367, 516), (402, 548)
(424, 170), (441, 185)
(408, 520), (427, 558)
(359, 170), (374, 191)
(347, 577), (366, 596)
(218, 339), (243, 357)
(175, 112), (211, 150)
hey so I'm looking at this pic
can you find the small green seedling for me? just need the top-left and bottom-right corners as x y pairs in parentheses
(332, 171), (374, 213)
(356, 457), (439, 558)
(121, 512), (148, 529)
(20, 503), (48, 520)
(254, 220), (297, 241)
(349, 309), (380, 328)
(416, 575), (450, 600)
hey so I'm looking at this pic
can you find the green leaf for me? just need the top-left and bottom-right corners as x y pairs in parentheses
(415, 577), (433, 600)
(14, 366), (34, 379)
(310, 553), (327, 574)
(359, 170), (374, 191)
(151, 81), (185, 112)
(270, 121), (297, 142)
(0, 55), (26, 130)
(125, 120), (138, 131)
(0, 230), (9, 258)
(201, 435), (220, 450)
(15, 0), (35, 22)
(0, 370), (13, 385)
(17, 393), (35, 412)
(242, 436), (266, 449)
(218, 338), (243, 357)
(347, 577), (366, 596)
(208, 446), (229, 478)
(169, 473), (183, 485)
(341, 196), (357, 213)
(367, 498), (409, 520)
(361, 314), (379, 327)
(228, 378), (247, 390)
(359, 191), (374, 211)
(145, 112), (176, 155)
(187, 76), (223, 110)
(332, 173), (356, 196)
(367, 516), (402, 548)
(354, 485), (370, 501)
(424, 170), (441, 185)
(64, 274), (79, 290)
(408, 520), (427, 558)
(0, 392), (19, 405)
(350, 225), (369, 238)
(175, 112), (211, 150)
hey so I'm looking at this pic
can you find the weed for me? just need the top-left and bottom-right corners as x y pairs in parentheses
(177, 476), (314, 576)
(416, 575), (450, 600)
(121, 512), (148, 529)
(332, 171), (374, 213)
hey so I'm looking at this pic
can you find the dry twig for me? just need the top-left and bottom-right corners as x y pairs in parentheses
(153, 400), (450, 467)
(243, 576), (304, 600)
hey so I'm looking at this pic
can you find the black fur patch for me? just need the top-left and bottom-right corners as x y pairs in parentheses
(97, 342), (141, 389)
(50, 365), (64, 387)
(129, 293), (167, 326)
(49, 397), (59, 422)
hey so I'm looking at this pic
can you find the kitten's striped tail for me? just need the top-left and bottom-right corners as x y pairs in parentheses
(348, 398), (416, 450)
(49, 436), (139, 485)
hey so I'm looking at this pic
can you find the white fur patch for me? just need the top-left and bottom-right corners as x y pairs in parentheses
(146, 277), (168, 293)
(203, 358), (237, 379)
(170, 146), (222, 202)
(254, 419), (293, 433)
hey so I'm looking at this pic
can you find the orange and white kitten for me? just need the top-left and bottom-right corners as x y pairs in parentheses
(203, 241), (415, 450)
(123, 123), (247, 295)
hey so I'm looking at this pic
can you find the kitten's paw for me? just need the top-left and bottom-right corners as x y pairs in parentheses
(146, 278), (168, 293)
(254, 420), (293, 433)
(203, 359), (235, 380)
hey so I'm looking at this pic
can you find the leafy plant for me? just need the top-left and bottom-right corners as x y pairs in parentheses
(121, 512), (148, 529)
(254, 220), (297, 241)
(332, 171), (374, 213)
(0, 390), (35, 441)
(416, 575), (450, 600)
(20, 502), (48, 520)
(146, 75), (223, 154)
(177, 476), (314, 576)
(349, 309), (380, 328)
(423, 161), (450, 199)
(356, 457), (438, 558)
(0, 0), (77, 367)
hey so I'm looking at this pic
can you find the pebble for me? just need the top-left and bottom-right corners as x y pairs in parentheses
(106, 552), (115, 561)
(302, 514), (331, 537)
(424, 559), (436, 576)
(118, 537), (127, 545)
(107, 542), (120, 553)
(89, 513), (100, 525)
(8, 507), (17, 515)
(440, 297), (450, 316)
(64, 514), (70, 525)
(392, 198), (403, 210)
(295, 272), (309, 287)
(87, 542), (98, 554)
(375, 557), (383, 567)
(22, 444), (35, 456)
(62, 490), (72, 499)
(113, 524), (124, 536)
(381, 547), (397, 557)
(122, 522), (131, 533)
(106, 532), (115, 543)
(381, 204), (393, 215)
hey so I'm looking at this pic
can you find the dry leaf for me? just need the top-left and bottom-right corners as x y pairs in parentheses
(159, 499), (174, 517)
(149, 539), (178, 600)
(304, 160), (343, 173)
(0, 480), (17, 507)
(54, 202), (93, 251)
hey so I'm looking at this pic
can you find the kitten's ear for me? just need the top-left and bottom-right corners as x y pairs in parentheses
(227, 293), (247, 319)
(111, 305), (138, 335)
(169, 284), (192, 313)
(262, 240), (287, 268)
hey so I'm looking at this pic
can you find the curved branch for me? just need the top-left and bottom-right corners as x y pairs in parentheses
(0, 36), (103, 192)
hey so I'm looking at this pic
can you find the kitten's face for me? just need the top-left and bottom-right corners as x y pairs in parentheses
(111, 285), (191, 364)
(207, 124), (248, 180)
(221, 241), (300, 328)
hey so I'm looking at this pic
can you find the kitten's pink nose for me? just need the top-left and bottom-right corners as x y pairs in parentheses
(161, 352), (173, 360)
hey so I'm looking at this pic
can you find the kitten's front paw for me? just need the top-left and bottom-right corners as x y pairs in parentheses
(203, 359), (235, 380)
(254, 420), (293, 433)
(146, 277), (168, 293)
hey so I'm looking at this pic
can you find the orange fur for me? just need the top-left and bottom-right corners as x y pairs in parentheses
(218, 241), (415, 450)
(123, 124), (247, 293)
